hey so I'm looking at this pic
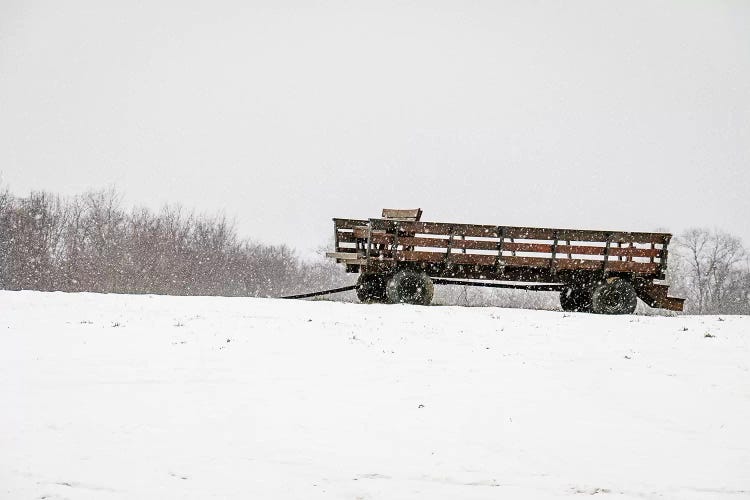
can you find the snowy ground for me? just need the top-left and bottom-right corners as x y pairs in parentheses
(1, 291), (749, 500)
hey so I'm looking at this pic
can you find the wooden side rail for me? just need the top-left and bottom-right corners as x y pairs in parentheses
(332, 218), (367, 260)
(362, 218), (669, 276)
(331, 216), (672, 278)
(369, 219), (670, 244)
(368, 234), (662, 258)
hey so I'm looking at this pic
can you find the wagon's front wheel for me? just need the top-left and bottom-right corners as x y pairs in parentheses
(386, 270), (434, 305)
(356, 273), (388, 303)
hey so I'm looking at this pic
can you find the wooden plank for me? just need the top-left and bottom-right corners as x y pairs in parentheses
(382, 208), (422, 220)
(369, 237), (662, 259)
(552, 259), (658, 274)
(336, 232), (359, 243)
(503, 227), (557, 240)
(393, 251), (447, 264)
(341, 258), (368, 266)
(559, 229), (668, 244)
(503, 242), (554, 253)
(608, 246), (661, 258)
(502, 256), (554, 268)
(393, 251), (497, 266)
(447, 253), (496, 266)
(489, 225), (660, 245)
(351, 227), (388, 239)
(556, 245), (661, 258)
(370, 234), (495, 251)
(501, 242), (662, 258)
(325, 251), (361, 260)
(333, 218), (368, 229)
(606, 260), (658, 274)
(394, 221), (500, 238)
(555, 245), (604, 256)
(554, 259), (604, 270)
(503, 226), (668, 244)
(444, 236), (503, 251)
(368, 217), (670, 245)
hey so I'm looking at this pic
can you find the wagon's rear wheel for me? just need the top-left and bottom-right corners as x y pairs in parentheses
(386, 270), (434, 305)
(590, 277), (637, 314)
(356, 273), (388, 303)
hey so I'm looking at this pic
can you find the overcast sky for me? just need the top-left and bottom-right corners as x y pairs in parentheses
(1, 1), (748, 257)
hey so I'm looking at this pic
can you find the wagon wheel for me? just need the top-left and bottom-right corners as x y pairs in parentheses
(356, 273), (389, 303)
(560, 286), (578, 312)
(590, 278), (637, 314)
(560, 285), (592, 312)
(385, 270), (434, 305)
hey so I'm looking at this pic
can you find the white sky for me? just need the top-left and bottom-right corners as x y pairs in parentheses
(1, 1), (749, 257)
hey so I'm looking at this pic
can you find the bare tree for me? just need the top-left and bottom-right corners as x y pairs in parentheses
(0, 186), (15, 289)
(0, 192), (68, 290)
(673, 228), (749, 314)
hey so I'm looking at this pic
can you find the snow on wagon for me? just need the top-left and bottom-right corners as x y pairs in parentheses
(326, 208), (684, 314)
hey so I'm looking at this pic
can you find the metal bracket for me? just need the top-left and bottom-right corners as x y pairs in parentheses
(551, 230), (559, 275)
(495, 226), (505, 275)
(602, 232), (612, 275)
(365, 219), (373, 265)
(445, 227), (455, 267)
(391, 221), (401, 256)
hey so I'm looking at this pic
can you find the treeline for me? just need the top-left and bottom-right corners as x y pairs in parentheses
(0, 188), (348, 297)
(1, 187), (748, 314)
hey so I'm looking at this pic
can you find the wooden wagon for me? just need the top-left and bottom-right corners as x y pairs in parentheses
(326, 208), (684, 314)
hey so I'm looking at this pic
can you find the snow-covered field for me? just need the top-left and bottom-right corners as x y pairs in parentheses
(1, 291), (749, 500)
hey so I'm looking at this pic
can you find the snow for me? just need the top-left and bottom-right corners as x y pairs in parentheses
(1, 291), (749, 500)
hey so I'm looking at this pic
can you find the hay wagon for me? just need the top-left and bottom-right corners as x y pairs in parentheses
(326, 208), (684, 314)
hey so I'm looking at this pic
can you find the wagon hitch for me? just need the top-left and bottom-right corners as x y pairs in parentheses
(280, 285), (357, 299)
(280, 279), (565, 300)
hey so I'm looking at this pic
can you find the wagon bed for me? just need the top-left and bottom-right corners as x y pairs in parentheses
(327, 209), (684, 313)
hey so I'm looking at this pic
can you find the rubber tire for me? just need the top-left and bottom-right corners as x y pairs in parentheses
(560, 287), (578, 312)
(590, 278), (638, 315)
(385, 270), (434, 305)
(356, 273), (388, 303)
(560, 285), (592, 312)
